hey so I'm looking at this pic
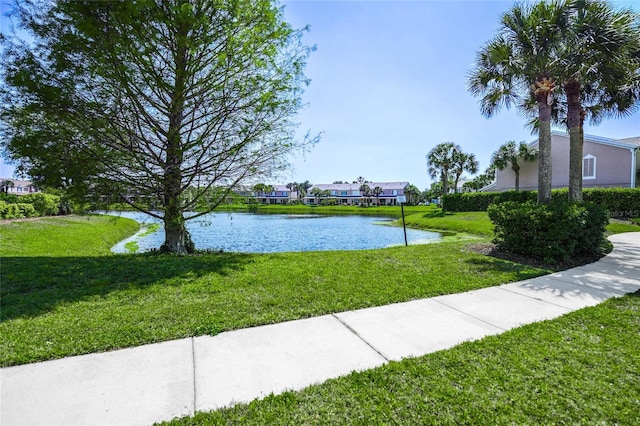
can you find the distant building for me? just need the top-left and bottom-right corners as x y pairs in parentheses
(304, 182), (409, 206)
(249, 185), (298, 205)
(0, 178), (40, 195)
(483, 130), (640, 192)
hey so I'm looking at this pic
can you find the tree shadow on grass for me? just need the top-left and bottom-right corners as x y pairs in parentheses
(0, 252), (255, 321)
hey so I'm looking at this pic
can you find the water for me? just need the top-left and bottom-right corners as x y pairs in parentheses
(107, 211), (443, 253)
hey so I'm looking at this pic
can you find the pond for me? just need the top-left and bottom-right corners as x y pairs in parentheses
(107, 211), (443, 254)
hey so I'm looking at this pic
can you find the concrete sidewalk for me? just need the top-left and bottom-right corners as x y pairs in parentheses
(2, 232), (638, 426)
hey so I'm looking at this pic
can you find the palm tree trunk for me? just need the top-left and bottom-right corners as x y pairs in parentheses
(566, 79), (583, 203)
(537, 96), (553, 204)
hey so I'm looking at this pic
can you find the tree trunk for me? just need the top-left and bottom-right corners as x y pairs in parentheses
(161, 12), (190, 254)
(512, 163), (520, 192)
(566, 79), (583, 203)
(441, 170), (449, 197)
(163, 209), (190, 255)
(537, 99), (553, 204)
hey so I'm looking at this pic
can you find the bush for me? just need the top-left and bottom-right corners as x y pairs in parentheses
(20, 193), (61, 216)
(0, 202), (38, 219)
(444, 187), (640, 217)
(487, 200), (608, 264)
(0, 193), (20, 203)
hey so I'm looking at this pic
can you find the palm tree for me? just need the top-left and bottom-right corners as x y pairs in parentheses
(297, 181), (312, 202)
(405, 184), (421, 205)
(468, 1), (571, 204)
(372, 186), (383, 206)
(426, 142), (460, 197)
(491, 141), (538, 191)
(310, 187), (323, 205)
(1, 179), (15, 193)
(359, 184), (371, 207)
(451, 151), (479, 193)
(558, 1), (640, 202)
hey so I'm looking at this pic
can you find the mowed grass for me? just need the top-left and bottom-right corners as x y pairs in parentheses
(164, 292), (640, 425)
(400, 209), (494, 236)
(0, 215), (139, 256)
(0, 214), (551, 366)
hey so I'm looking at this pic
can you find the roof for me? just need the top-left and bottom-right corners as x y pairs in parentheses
(548, 129), (640, 149)
(543, 129), (640, 150)
(617, 136), (640, 147)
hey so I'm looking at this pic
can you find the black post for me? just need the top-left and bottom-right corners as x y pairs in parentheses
(401, 202), (408, 246)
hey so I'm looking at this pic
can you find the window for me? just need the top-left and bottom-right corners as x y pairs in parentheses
(583, 155), (596, 179)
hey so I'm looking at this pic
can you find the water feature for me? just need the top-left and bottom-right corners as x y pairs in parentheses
(107, 211), (443, 253)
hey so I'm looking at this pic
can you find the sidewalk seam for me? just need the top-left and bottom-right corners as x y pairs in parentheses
(191, 337), (197, 416)
(432, 297), (508, 332)
(331, 314), (390, 363)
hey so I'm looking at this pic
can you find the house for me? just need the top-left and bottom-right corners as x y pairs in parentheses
(251, 185), (297, 205)
(485, 130), (640, 192)
(0, 178), (40, 195)
(303, 182), (409, 206)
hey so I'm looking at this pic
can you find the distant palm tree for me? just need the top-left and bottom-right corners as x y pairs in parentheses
(405, 184), (421, 205)
(451, 151), (479, 193)
(310, 187), (324, 205)
(359, 184), (371, 207)
(1, 179), (14, 193)
(426, 142), (460, 197)
(298, 181), (312, 201)
(469, 1), (571, 204)
(372, 186), (383, 206)
(491, 141), (538, 191)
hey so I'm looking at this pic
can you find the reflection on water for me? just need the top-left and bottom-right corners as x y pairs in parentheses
(106, 211), (442, 254)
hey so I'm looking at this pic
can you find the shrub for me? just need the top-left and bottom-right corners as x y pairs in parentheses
(488, 200), (608, 264)
(0, 193), (20, 203)
(0, 202), (38, 219)
(20, 193), (61, 216)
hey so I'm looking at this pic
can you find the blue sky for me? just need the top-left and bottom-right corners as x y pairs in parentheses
(2, 0), (639, 191)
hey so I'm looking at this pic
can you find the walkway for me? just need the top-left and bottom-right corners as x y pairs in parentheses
(1, 233), (639, 426)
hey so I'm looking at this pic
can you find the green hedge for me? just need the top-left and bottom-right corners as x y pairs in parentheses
(0, 193), (62, 219)
(444, 188), (640, 217)
(487, 200), (609, 264)
(19, 193), (61, 216)
(0, 201), (38, 219)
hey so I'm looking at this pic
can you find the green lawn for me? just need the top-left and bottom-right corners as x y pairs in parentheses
(164, 292), (640, 425)
(0, 215), (139, 256)
(400, 210), (494, 236)
(1, 213), (551, 366)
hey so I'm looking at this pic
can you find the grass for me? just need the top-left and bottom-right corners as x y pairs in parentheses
(0, 212), (553, 366)
(400, 210), (494, 236)
(605, 220), (640, 235)
(0, 215), (139, 256)
(164, 291), (640, 425)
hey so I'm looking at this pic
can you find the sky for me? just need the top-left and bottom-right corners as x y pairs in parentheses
(1, 0), (639, 191)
